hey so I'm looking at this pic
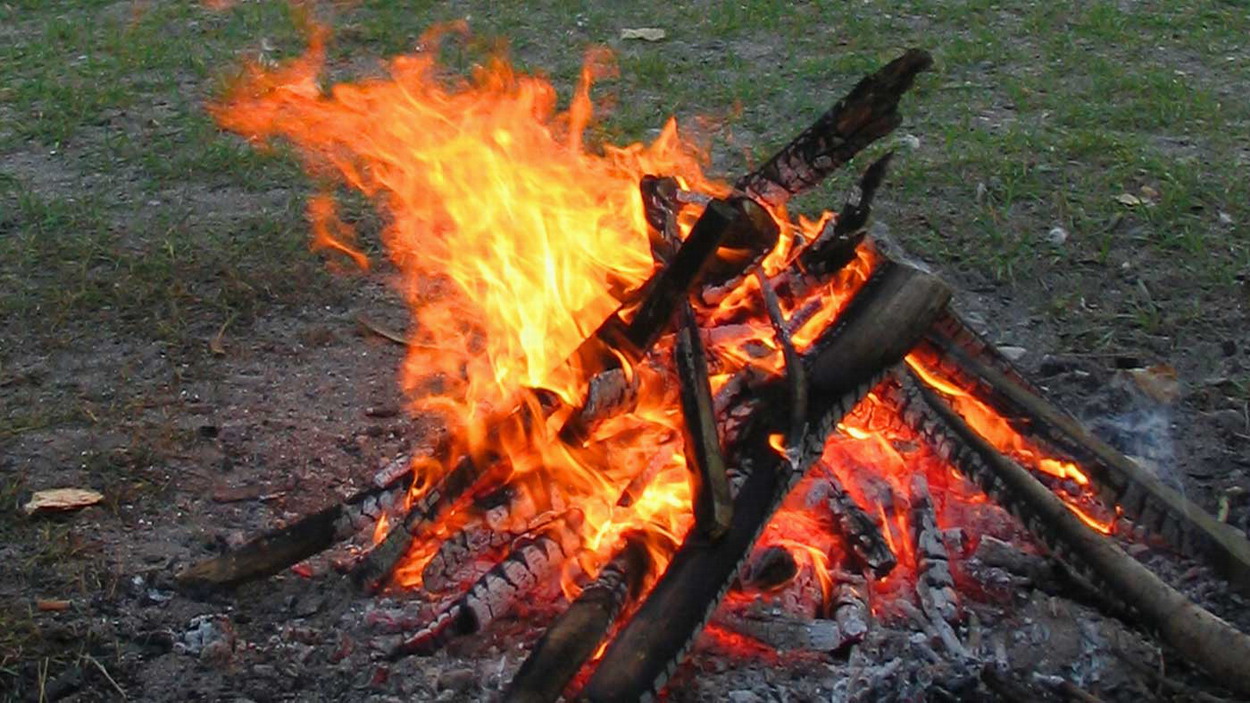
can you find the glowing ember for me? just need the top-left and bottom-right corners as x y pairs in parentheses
(211, 18), (1109, 643)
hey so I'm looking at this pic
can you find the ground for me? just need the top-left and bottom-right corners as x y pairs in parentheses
(2, 1), (1248, 701)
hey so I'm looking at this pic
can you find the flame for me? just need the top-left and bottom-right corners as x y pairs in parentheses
(213, 18), (1113, 652)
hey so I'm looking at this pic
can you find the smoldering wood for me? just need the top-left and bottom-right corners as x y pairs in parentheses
(581, 262), (951, 703)
(896, 367), (1250, 698)
(504, 534), (651, 703)
(676, 300), (734, 538)
(741, 545), (799, 591)
(910, 475), (960, 624)
(830, 578), (870, 647)
(176, 466), (412, 592)
(755, 268), (807, 447)
(922, 329), (1250, 596)
(352, 452), (489, 593)
(389, 522), (581, 659)
(810, 461), (897, 578)
(927, 309), (1042, 395)
(710, 611), (845, 653)
(734, 50), (932, 209)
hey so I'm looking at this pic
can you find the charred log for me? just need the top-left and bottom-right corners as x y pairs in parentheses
(388, 521), (582, 658)
(676, 299), (734, 538)
(895, 367), (1250, 697)
(176, 464), (411, 592)
(921, 329), (1250, 595)
(582, 262), (950, 702)
(910, 475), (960, 624)
(504, 534), (651, 703)
(735, 50), (931, 209)
(796, 151), (893, 279)
(811, 460), (897, 578)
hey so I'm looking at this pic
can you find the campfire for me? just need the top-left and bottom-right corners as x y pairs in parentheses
(178, 22), (1250, 701)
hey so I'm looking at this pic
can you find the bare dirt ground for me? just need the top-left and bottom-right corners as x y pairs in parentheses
(3, 2), (1248, 701)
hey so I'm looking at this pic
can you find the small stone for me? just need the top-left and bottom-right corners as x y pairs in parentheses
(1218, 211), (1234, 225)
(1045, 226), (1068, 245)
(728, 691), (764, 703)
(998, 346), (1027, 362)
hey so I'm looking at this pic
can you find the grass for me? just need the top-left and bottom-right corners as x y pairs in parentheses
(1, 0), (1248, 692)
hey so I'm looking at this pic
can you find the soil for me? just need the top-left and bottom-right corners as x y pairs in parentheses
(3, 210), (1249, 701)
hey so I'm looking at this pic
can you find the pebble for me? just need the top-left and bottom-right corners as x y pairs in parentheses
(728, 691), (764, 703)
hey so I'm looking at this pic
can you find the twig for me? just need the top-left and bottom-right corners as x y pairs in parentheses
(81, 654), (127, 699)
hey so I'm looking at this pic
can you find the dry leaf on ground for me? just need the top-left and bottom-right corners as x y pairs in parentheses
(620, 27), (666, 41)
(23, 488), (104, 515)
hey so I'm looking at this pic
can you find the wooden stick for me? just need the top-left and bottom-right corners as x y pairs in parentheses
(922, 328), (1250, 595)
(735, 50), (931, 209)
(176, 469), (410, 592)
(675, 300), (734, 539)
(504, 534), (651, 703)
(899, 367), (1250, 698)
(581, 262), (950, 702)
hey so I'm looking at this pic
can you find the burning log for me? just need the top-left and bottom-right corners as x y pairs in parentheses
(830, 577), (870, 646)
(910, 475), (960, 624)
(676, 300), (734, 539)
(734, 50), (931, 210)
(922, 328), (1250, 595)
(582, 261), (950, 702)
(895, 367), (1250, 697)
(388, 519), (582, 658)
(503, 533), (652, 703)
(357, 199), (771, 592)
(810, 460), (898, 578)
(176, 466), (412, 592)
(741, 546), (799, 591)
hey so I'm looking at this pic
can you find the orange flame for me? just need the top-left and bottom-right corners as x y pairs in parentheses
(213, 19), (1112, 633)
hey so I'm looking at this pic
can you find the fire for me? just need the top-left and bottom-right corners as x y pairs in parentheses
(212, 17), (1110, 643)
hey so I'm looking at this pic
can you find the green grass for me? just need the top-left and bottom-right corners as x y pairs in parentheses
(1, 0), (1247, 693)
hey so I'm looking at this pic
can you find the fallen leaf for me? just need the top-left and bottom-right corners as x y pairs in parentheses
(36, 599), (72, 612)
(1114, 193), (1143, 207)
(23, 488), (104, 515)
(620, 27), (666, 41)
(1128, 363), (1180, 405)
(1139, 184), (1160, 201)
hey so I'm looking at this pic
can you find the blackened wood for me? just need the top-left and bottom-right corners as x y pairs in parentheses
(927, 309), (1041, 395)
(922, 330), (1250, 596)
(676, 300), (733, 538)
(741, 545), (799, 591)
(813, 460), (897, 577)
(756, 269), (806, 447)
(504, 534), (650, 703)
(697, 197), (781, 303)
(389, 523), (581, 658)
(806, 260), (951, 396)
(558, 367), (641, 447)
(899, 368), (1250, 698)
(710, 611), (843, 652)
(609, 198), (750, 359)
(176, 470), (410, 592)
(735, 50), (932, 209)
(352, 454), (486, 593)
(582, 262), (950, 703)
(796, 151), (893, 279)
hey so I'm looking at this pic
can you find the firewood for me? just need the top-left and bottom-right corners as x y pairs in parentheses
(895, 367), (1250, 698)
(710, 610), (844, 653)
(557, 366), (641, 446)
(675, 299), (734, 539)
(922, 328), (1250, 595)
(795, 151), (893, 279)
(811, 459), (898, 578)
(735, 50), (931, 210)
(388, 520), (582, 658)
(176, 468), (411, 592)
(910, 474), (960, 624)
(504, 533), (651, 703)
(581, 262), (950, 702)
